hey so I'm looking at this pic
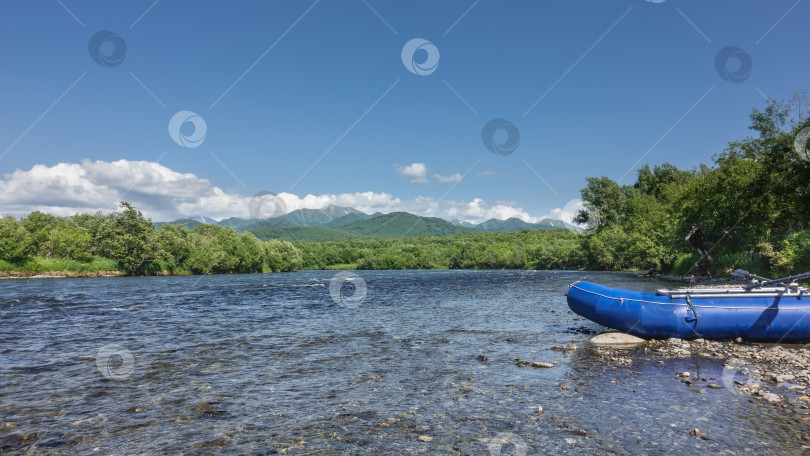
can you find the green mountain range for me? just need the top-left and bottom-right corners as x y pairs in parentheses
(160, 204), (580, 242)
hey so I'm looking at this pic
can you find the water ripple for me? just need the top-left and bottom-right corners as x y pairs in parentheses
(0, 271), (803, 455)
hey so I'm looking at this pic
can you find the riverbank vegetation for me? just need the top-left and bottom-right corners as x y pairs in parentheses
(293, 229), (584, 271)
(573, 99), (810, 277)
(0, 100), (808, 278)
(0, 203), (303, 276)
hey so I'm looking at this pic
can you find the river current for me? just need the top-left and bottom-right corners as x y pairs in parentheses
(1, 270), (806, 455)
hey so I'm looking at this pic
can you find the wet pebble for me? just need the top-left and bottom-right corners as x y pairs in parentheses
(596, 334), (810, 410)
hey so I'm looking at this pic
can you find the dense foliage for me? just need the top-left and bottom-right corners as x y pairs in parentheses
(574, 99), (810, 276)
(293, 229), (586, 271)
(0, 203), (302, 275)
(1, 99), (808, 277)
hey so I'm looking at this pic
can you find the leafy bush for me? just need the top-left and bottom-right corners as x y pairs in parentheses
(772, 230), (810, 273)
(0, 216), (35, 263)
(263, 239), (304, 272)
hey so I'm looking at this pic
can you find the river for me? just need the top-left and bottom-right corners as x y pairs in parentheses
(1, 270), (806, 454)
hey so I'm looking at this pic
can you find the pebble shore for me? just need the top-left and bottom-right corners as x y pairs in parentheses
(594, 334), (810, 409)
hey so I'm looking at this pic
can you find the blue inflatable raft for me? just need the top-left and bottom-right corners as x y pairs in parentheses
(567, 272), (810, 341)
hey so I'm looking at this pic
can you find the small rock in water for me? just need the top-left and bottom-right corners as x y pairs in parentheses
(418, 435), (432, 442)
(761, 393), (782, 404)
(589, 333), (646, 346)
(530, 362), (554, 369)
(682, 372), (691, 378)
(707, 384), (724, 389)
(690, 428), (708, 439)
(537, 406), (544, 416)
(477, 355), (488, 362)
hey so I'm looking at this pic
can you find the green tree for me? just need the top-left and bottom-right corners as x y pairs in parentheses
(263, 240), (303, 272)
(96, 202), (155, 275)
(70, 211), (108, 255)
(0, 216), (34, 263)
(21, 211), (56, 255)
(235, 232), (264, 273)
(185, 226), (225, 274)
(45, 221), (93, 261)
(574, 176), (625, 230)
(155, 223), (190, 271)
(182, 225), (265, 274)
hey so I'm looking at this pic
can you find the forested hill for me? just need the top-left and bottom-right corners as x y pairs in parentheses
(160, 207), (580, 242)
(246, 212), (477, 241)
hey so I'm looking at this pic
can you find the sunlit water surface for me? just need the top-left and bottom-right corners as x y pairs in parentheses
(1, 270), (807, 455)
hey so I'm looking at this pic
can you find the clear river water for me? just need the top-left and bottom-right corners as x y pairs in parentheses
(1, 270), (807, 455)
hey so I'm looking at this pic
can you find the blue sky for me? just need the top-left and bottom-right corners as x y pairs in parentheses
(0, 0), (807, 222)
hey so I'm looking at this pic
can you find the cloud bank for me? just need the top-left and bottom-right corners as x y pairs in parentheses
(0, 160), (581, 224)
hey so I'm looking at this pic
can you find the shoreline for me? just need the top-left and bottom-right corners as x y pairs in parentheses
(0, 267), (768, 286)
(594, 335), (810, 411)
(648, 273), (755, 287)
(1, 269), (704, 281)
(1, 271), (127, 280)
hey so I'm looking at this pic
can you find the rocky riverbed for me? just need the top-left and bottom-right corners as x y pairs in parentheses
(593, 333), (810, 410)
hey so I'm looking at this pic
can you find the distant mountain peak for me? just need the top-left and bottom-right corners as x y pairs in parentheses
(161, 206), (578, 238)
(176, 215), (216, 225)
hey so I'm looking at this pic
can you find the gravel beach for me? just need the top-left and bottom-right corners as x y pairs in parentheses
(594, 335), (810, 410)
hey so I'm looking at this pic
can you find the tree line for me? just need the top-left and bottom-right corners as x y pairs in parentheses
(573, 99), (810, 276)
(292, 229), (584, 270)
(294, 99), (810, 276)
(0, 202), (586, 275)
(0, 203), (302, 275)
(1, 99), (807, 277)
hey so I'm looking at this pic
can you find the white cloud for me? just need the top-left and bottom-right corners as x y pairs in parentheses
(442, 198), (583, 225)
(541, 199), (585, 226)
(433, 173), (462, 183)
(0, 160), (582, 225)
(0, 160), (244, 221)
(476, 170), (497, 178)
(443, 198), (530, 222)
(395, 162), (428, 183)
